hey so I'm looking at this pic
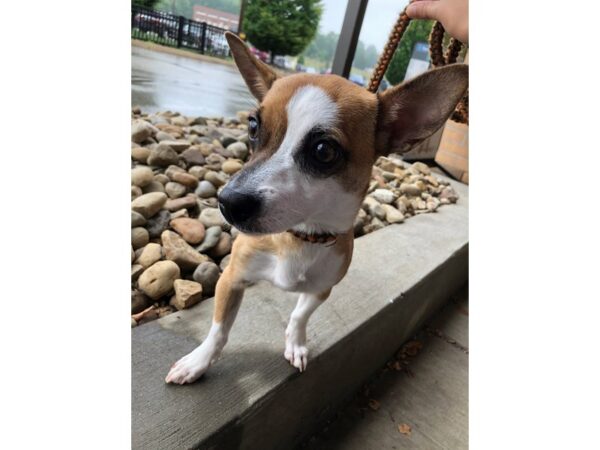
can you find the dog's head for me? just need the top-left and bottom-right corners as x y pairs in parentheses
(219, 32), (468, 235)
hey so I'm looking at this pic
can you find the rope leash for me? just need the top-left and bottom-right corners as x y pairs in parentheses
(367, 7), (469, 124)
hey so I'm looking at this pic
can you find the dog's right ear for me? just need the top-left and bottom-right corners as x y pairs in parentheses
(225, 32), (278, 102)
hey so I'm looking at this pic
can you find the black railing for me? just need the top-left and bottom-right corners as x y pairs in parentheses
(131, 6), (230, 58)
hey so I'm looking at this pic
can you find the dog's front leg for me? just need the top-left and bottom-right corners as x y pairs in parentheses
(165, 266), (245, 384)
(284, 290), (330, 372)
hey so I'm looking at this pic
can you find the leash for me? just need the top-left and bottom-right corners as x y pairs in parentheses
(367, 8), (469, 124)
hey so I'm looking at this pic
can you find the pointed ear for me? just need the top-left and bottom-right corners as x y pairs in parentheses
(375, 64), (468, 155)
(225, 31), (278, 101)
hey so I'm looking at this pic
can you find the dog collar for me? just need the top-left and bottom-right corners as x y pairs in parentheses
(288, 229), (338, 246)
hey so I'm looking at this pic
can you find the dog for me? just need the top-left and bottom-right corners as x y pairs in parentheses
(165, 32), (468, 384)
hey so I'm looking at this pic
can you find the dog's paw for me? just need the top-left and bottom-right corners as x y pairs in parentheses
(284, 328), (309, 372)
(284, 343), (309, 372)
(165, 346), (213, 385)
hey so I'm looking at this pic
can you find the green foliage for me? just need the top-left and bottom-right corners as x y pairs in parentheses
(199, 0), (240, 14)
(302, 31), (337, 66)
(301, 31), (378, 71)
(133, 0), (162, 8)
(154, 0), (240, 19)
(244, 0), (323, 60)
(385, 20), (434, 85)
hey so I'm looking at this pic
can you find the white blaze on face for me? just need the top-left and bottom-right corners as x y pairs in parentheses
(252, 85), (361, 234)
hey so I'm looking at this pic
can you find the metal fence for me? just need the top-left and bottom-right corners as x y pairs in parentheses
(131, 6), (230, 57)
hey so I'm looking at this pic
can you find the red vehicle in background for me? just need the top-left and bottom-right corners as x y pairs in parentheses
(249, 46), (269, 63)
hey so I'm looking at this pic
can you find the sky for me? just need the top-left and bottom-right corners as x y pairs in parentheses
(318, 0), (410, 52)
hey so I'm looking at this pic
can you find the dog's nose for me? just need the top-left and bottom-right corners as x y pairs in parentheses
(218, 187), (262, 225)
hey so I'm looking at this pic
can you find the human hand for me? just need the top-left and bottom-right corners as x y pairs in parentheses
(406, 0), (469, 44)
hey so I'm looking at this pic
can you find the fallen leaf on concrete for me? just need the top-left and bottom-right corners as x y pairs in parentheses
(404, 340), (423, 356)
(368, 399), (381, 411)
(131, 304), (157, 322)
(398, 423), (412, 436)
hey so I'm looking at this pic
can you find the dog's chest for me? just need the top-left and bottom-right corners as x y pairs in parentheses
(246, 245), (344, 294)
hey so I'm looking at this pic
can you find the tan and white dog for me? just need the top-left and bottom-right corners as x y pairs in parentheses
(165, 32), (468, 384)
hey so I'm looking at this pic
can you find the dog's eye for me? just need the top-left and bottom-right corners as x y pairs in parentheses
(248, 117), (259, 141)
(312, 141), (338, 164)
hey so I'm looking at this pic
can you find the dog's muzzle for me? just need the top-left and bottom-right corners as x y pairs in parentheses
(218, 186), (262, 226)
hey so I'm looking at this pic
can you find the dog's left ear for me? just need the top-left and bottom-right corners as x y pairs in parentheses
(375, 64), (468, 155)
(225, 31), (278, 101)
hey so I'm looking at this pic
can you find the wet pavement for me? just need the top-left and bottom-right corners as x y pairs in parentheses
(131, 46), (255, 118)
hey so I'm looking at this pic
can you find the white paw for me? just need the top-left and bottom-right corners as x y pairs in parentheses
(165, 345), (215, 385)
(285, 327), (309, 372)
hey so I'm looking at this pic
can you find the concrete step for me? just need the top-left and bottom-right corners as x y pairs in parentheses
(132, 177), (468, 450)
(303, 287), (469, 450)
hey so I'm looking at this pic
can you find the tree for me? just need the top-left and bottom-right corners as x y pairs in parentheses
(244, 0), (323, 63)
(385, 20), (434, 85)
(154, 0), (240, 19)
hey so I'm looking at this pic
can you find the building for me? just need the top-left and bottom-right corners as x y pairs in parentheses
(192, 5), (239, 31)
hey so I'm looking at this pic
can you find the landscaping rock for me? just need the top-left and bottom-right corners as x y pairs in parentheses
(164, 194), (197, 212)
(131, 210), (146, 228)
(131, 192), (167, 218)
(131, 185), (142, 200)
(137, 260), (180, 300)
(161, 230), (208, 270)
(181, 147), (206, 166)
(371, 188), (395, 204)
(147, 143), (178, 167)
(197, 226), (221, 252)
(170, 208), (189, 220)
(188, 166), (207, 179)
(170, 279), (203, 310)
(400, 183), (422, 196)
(132, 146), (151, 164)
(131, 166), (154, 187)
(136, 242), (162, 268)
(440, 186), (459, 203)
(131, 227), (149, 250)
(131, 290), (151, 314)
(145, 209), (171, 239)
(363, 196), (386, 220)
(165, 181), (187, 199)
(154, 173), (170, 185)
(204, 170), (227, 187)
(142, 180), (166, 194)
(195, 180), (217, 198)
(155, 131), (175, 142)
(205, 153), (225, 170)
(227, 141), (248, 160)
(382, 204), (405, 224)
(412, 161), (431, 175)
(199, 207), (226, 228)
(132, 119), (157, 143)
(192, 262), (220, 296)
(131, 264), (144, 282)
(222, 159), (243, 175)
(170, 217), (205, 244)
(208, 232), (232, 258)
(170, 171), (198, 188)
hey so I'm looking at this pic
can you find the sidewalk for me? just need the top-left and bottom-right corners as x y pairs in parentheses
(303, 286), (468, 449)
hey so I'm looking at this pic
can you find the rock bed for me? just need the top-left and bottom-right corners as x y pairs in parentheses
(131, 108), (459, 326)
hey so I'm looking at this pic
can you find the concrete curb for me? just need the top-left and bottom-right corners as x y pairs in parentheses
(132, 177), (468, 450)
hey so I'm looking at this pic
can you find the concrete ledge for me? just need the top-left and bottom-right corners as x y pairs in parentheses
(132, 178), (468, 450)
